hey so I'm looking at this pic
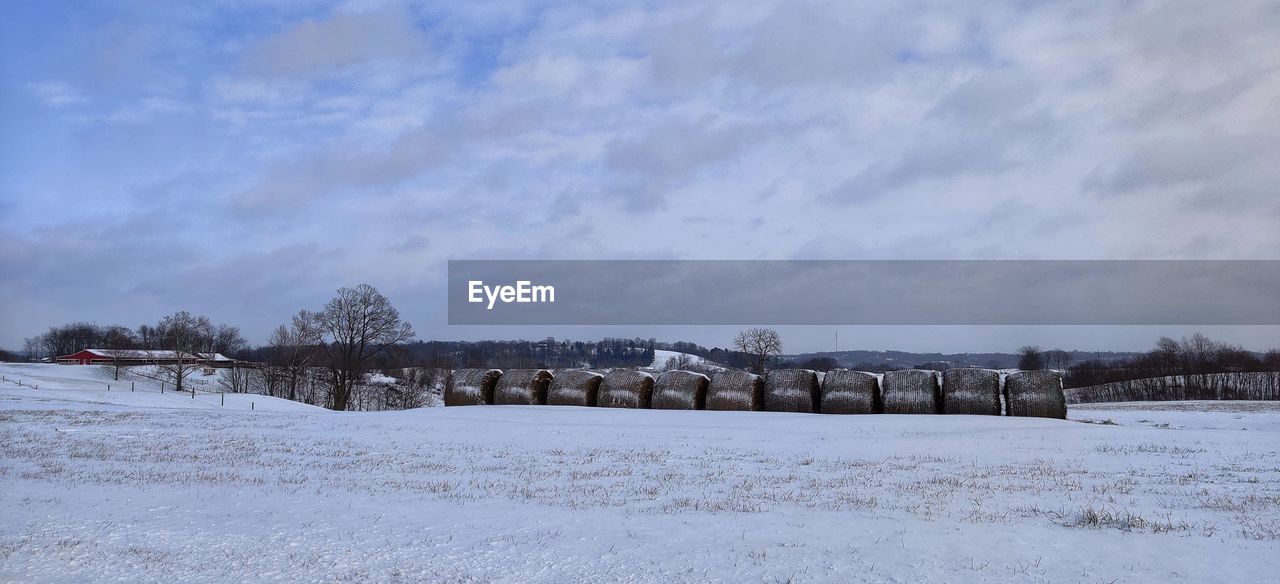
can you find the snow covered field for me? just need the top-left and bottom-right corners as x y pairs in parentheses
(2, 364), (1278, 583)
(651, 349), (713, 370)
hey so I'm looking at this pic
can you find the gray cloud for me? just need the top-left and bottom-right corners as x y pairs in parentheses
(4, 0), (1280, 351)
(248, 6), (430, 78)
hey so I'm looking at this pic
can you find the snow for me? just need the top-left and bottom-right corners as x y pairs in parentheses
(195, 352), (234, 362)
(82, 349), (202, 360)
(1, 364), (1278, 583)
(364, 372), (399, 385)
(652, 349), (715, 370)
(0, 363), (322, 413)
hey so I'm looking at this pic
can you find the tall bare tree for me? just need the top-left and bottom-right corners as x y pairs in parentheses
(102, 325), (138, 380)
(1017, 345), (1045, 370)
(269, 310), (324, 402)
(22, 337), (43, 362)
(734, 327), (783, 374)
(208, 324), (247, 356)
(136, 324), (157, 349)
(316, 284), (415, 411)
(153, 311), (212, 394)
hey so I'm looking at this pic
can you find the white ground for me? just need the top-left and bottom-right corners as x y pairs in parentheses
(651, 349), (711, 370)
(2, 363), (1278, 583)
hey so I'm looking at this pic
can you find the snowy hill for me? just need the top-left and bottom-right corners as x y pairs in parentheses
(650, 349), (725, 371)
(0, 363), (323, 413)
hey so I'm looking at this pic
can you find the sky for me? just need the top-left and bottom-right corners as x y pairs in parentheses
(2, 0), (1279, 354)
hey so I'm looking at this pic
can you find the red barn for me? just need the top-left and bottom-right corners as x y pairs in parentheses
(54, 349), (201, 365)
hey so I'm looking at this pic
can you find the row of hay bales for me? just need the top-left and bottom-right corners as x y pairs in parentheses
(446, 367), (1067, 418)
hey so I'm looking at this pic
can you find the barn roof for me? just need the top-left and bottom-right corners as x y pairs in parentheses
(195, 352), (234, 361)
(63, 349), (203, 360)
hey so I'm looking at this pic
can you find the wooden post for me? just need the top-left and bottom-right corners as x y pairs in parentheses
(107, 384), (111, 391)
(131, 382), (135, 392)
(251, 402), (255, 411)
(221, 393), (225, 407)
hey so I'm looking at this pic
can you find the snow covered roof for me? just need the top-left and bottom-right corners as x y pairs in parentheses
(80, 349), (203, 360)
(195, 352), (234, 361)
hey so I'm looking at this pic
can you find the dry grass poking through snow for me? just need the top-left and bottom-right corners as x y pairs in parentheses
(1, 403), (1278, 583)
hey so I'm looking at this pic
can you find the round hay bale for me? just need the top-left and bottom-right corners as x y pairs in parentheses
(546, 370), (603, 407)
(820, 370), (880, 414)
(706, 370), (763, 411)
(1005, 370), (1067, 419)
(651, 370), (710, 410)
(445, 368), (501, 406)
(597, 370), (655, 408)
(941, 368), (1001, 415)
(493, 369), (553, 405)
(881, 369), (941, 414)
(763, 369), (820, 413)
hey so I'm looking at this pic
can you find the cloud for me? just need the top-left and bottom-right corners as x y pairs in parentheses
(26, 81), (86, 107)
(4, 0), (1280, 350)
(248, 5), (429, 78)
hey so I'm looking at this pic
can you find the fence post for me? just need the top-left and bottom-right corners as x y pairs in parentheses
(161, 382), (164, 393)
(221, 393), (225, 407)
(251, 402), (255, 411)
(132, 382), (135, 392)
(107, 384), (111, 392)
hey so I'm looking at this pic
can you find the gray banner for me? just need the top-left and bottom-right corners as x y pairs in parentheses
(447, 260), (1280, 325)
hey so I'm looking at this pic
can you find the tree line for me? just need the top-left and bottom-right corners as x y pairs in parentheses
(20, 284), (414, 411)
(24, 317), (247, 363)
(1061, 333), (1280, 388)
(17, 299), (1277, 410)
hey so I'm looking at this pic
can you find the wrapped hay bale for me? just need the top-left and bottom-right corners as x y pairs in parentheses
(706, 370), (764, 411)
(546, 370), (603, 407)
(1005, 370), (1067, 419)
(820, 370), (880, 414)
(651, 370), (710, 410)
(881, 369), (941, 414)
(493, 369), (553, 405)
(445, 368), (501, 406)
(597, 370), (655, 408)
(941, 368), (1001, 415)
(763, 369), (820, 413)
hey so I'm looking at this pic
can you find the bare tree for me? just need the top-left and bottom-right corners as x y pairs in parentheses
(734, 328), (783, 374)
(136, 324), (157, 349)
(102, 325), (138, 380)
(316, 284), (415, 411)
(268, 310), (324, 402)
(1017, 345), (1045, 371)
(218, 364), (254, 393)
(209, 324), (247, 356)
(22, 337), (43, 362)
(153, 311), (212, 395)
(1043, 349), (1071, 371)
(665, 353), (695, 371)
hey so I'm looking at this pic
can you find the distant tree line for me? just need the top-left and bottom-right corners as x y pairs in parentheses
(24, 317), (247, 362)
(1063, 333), (1280, 388)
(22, 305), (1277, 410)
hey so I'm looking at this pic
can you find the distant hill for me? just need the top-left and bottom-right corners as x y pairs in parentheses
(781, 349), (1143, 370)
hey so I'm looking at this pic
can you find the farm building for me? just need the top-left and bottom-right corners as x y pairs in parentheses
(55, 349), (209, 366)
(194, 353), (237, 368)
